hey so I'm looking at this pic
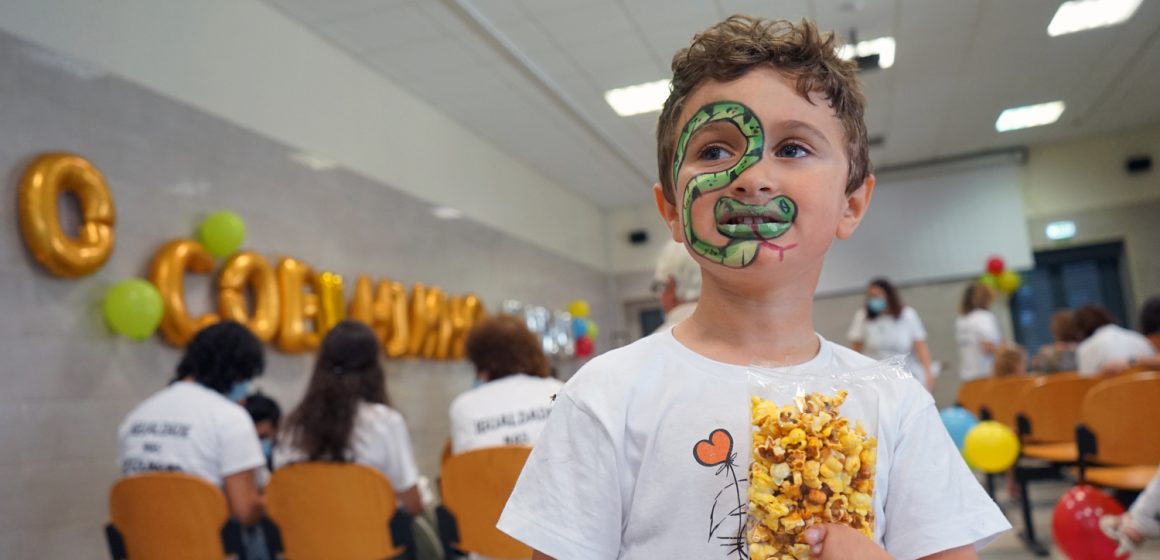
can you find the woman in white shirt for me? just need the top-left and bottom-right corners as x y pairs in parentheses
(955, 282), (1002, 382)
(449, 314), (563, 454)
(847, 278), (934, 390)
(1074, 304), (1157, 376)
(275, 320), (423, 516)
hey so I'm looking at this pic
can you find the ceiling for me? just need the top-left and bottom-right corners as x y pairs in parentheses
(265, 0), (1160, 209)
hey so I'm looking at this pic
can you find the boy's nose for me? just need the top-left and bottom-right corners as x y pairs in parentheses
(730, 177), (775, 199)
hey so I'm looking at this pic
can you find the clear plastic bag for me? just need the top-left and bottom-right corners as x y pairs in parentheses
(745, 357), (912, 560)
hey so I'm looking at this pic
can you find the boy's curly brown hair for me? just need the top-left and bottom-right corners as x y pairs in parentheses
(465, 314), (551, 380)
(656, 16), (871, 202)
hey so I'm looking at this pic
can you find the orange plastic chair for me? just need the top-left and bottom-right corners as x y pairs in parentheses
(266, 463), (404, 560)
(1077, 371), (1160, 490)
(1017, 373), (1097, 461)
(956, 378), (998, 418)
(440, 446), (533, 558)
(980, 375), (1037, 428)
(109, 473), (231, 560)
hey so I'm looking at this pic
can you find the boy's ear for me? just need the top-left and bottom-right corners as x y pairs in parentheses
(836, 174), (875, 240)
(653, 183), (684, 243)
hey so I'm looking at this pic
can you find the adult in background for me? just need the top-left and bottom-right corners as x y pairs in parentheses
(275, 320), (423, 517)
(955, 281), (1003, 382)
(118, 321), (267, 526)
(1142, 296), (1160, 350)
(449, 314), (563, 454)
(847, 278), (935, 390)
(1030, 309), (1081, 373)
(1074, 303), (1156, 376)
(652, 242), (701, 332)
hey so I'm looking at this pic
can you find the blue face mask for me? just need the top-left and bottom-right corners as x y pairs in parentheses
(226, 380), (251, 402)
(260, 438), (274, 459)
(867, 297), (887, 314)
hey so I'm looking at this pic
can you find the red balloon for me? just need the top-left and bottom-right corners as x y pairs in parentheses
(576, 335), (594, 358)
(1052, 485), (1125, 560)
(986, 256), (1005, 275)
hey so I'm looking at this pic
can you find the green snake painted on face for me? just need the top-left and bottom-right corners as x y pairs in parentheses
(673, 101), (798, 268)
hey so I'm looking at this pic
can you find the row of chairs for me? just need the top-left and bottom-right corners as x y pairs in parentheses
(956, 370), (1160, 555)
(108, 446), (533, 560)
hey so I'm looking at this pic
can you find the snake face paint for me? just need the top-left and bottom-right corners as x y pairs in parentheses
(673, 101), (798, 268)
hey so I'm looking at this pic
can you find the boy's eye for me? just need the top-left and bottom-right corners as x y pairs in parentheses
(775, 143), (810, 158)
(699, 145), (733, 161)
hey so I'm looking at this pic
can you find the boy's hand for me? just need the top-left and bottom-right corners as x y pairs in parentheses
(804, 524), (892, 560)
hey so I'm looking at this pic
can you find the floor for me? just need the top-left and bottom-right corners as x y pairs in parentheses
(980, 478), (1160, 560)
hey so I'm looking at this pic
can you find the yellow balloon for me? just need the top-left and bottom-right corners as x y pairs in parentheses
(568, 299), (590, 318)
(217, 251), (279, 342)
(275, 257), (323, 353)
(963, 421), (1020, 473)
(997, 270), (1022, 295)
(18, 153), (116, 277)
(148, 239), (220, 347)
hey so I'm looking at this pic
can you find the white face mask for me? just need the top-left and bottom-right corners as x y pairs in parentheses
(226, 380), (251, 402)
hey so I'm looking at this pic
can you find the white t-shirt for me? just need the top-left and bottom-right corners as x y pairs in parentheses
(1076, 324), (1157, 376)
(657, 302), (697, 334)
(847, 306), (928, 376)
(955, 309), (1002, 381)
(449, 374), (564, 454)
(498, 331), (1010, 560)
(117, 381), (266, 487)
(273, 401), (420, 492)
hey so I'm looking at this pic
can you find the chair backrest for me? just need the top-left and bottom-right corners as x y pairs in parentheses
(1081, 371), (1160, 465)
(1015, 373), (1098, 443)
(266, 462), (403, 560)
(980, 375), (1038, 428)
(440, 446), (533, 558)
(109, 473), (230, 560)
(956, 378), (998, 418)
(441, 437), (453, 467)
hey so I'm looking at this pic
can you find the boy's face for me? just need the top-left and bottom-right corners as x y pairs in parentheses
(654, 67), (873, 289)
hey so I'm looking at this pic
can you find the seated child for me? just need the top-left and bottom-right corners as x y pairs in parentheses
(992, 343), (1026, 377)
(497, 16), (1009, 560)
(244, 392), (282, 470)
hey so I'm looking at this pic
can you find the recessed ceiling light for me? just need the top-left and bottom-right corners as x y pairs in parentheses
(604, 79), (670, 117)
(289, 152), (338, 171)
(1045, 220), (1077, 241)
(995, 101), (1066, 132)
(432, 206), (463, 220)
(1048, 0), (1143, 37)
(838, 37), (896, 69)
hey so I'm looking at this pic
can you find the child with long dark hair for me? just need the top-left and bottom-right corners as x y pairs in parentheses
(274, 320), (423, 516)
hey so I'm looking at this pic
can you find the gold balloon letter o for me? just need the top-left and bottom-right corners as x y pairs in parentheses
(18, 153), (116, 277)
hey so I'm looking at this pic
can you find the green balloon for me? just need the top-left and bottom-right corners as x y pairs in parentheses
(199, 211), (246, 259)
(104, 279), (163, 340)
(979, 273), (998, 290)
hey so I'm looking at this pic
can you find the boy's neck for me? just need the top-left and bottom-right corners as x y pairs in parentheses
(674, 275), (819, 366)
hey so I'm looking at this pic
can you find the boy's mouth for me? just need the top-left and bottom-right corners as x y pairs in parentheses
(714, 196), (796, 240)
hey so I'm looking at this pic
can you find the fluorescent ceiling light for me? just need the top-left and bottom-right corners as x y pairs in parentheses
(1045, 220), (1077, 240)
(838, 36), (896, 69)
(432, 206), (463, 220)
(289, 152), (338, 171)
(995, 101), (1065, 132)
(604, 79), (670, 117)
(1048, 0), (1142, 36)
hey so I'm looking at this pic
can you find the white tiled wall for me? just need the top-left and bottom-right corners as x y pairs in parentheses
(0, 29), (613, 554)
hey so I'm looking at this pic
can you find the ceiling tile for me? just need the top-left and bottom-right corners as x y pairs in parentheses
(321, 3), (444, 53)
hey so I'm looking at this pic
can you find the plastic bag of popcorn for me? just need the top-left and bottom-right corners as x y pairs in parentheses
(746, 357), (911, 560)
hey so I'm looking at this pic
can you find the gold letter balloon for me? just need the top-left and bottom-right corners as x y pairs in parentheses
(18, 153), (116, 277)
(149, 239), (220, 346)
(218, 251), (280, 342)
(275, 257), (324, 353)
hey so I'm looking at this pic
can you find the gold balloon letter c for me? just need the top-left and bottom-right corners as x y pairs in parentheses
(18, 153), (116, 277)
(149, 239), (220, 346)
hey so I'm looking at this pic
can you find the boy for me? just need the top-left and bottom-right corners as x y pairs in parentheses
(497, 16), (1009, 559)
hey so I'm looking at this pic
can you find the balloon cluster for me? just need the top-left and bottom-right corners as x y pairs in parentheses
(980, 256), (1021, 296)
(939, 407), (1020, 473)
(500, 299), (598, 360)
(103, 211), (249, 341)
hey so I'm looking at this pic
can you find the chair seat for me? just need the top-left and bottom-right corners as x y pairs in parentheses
(1022, 442), (1077, 463)
(1084, 465), (1158, 491)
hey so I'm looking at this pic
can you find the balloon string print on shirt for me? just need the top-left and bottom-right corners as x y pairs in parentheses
(673, 101), (798, 268)
(693, 428), (748, 559)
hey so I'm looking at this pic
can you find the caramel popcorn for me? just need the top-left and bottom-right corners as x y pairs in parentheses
(748, 391), (878, 560)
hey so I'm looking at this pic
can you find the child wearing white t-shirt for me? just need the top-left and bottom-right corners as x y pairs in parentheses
(275, 320), (423, 516)
(498, 16), (1009, 560)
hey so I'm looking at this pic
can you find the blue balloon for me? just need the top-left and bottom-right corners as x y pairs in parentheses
(572, 317), (589, 337)
(940, 406), (979, 451)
